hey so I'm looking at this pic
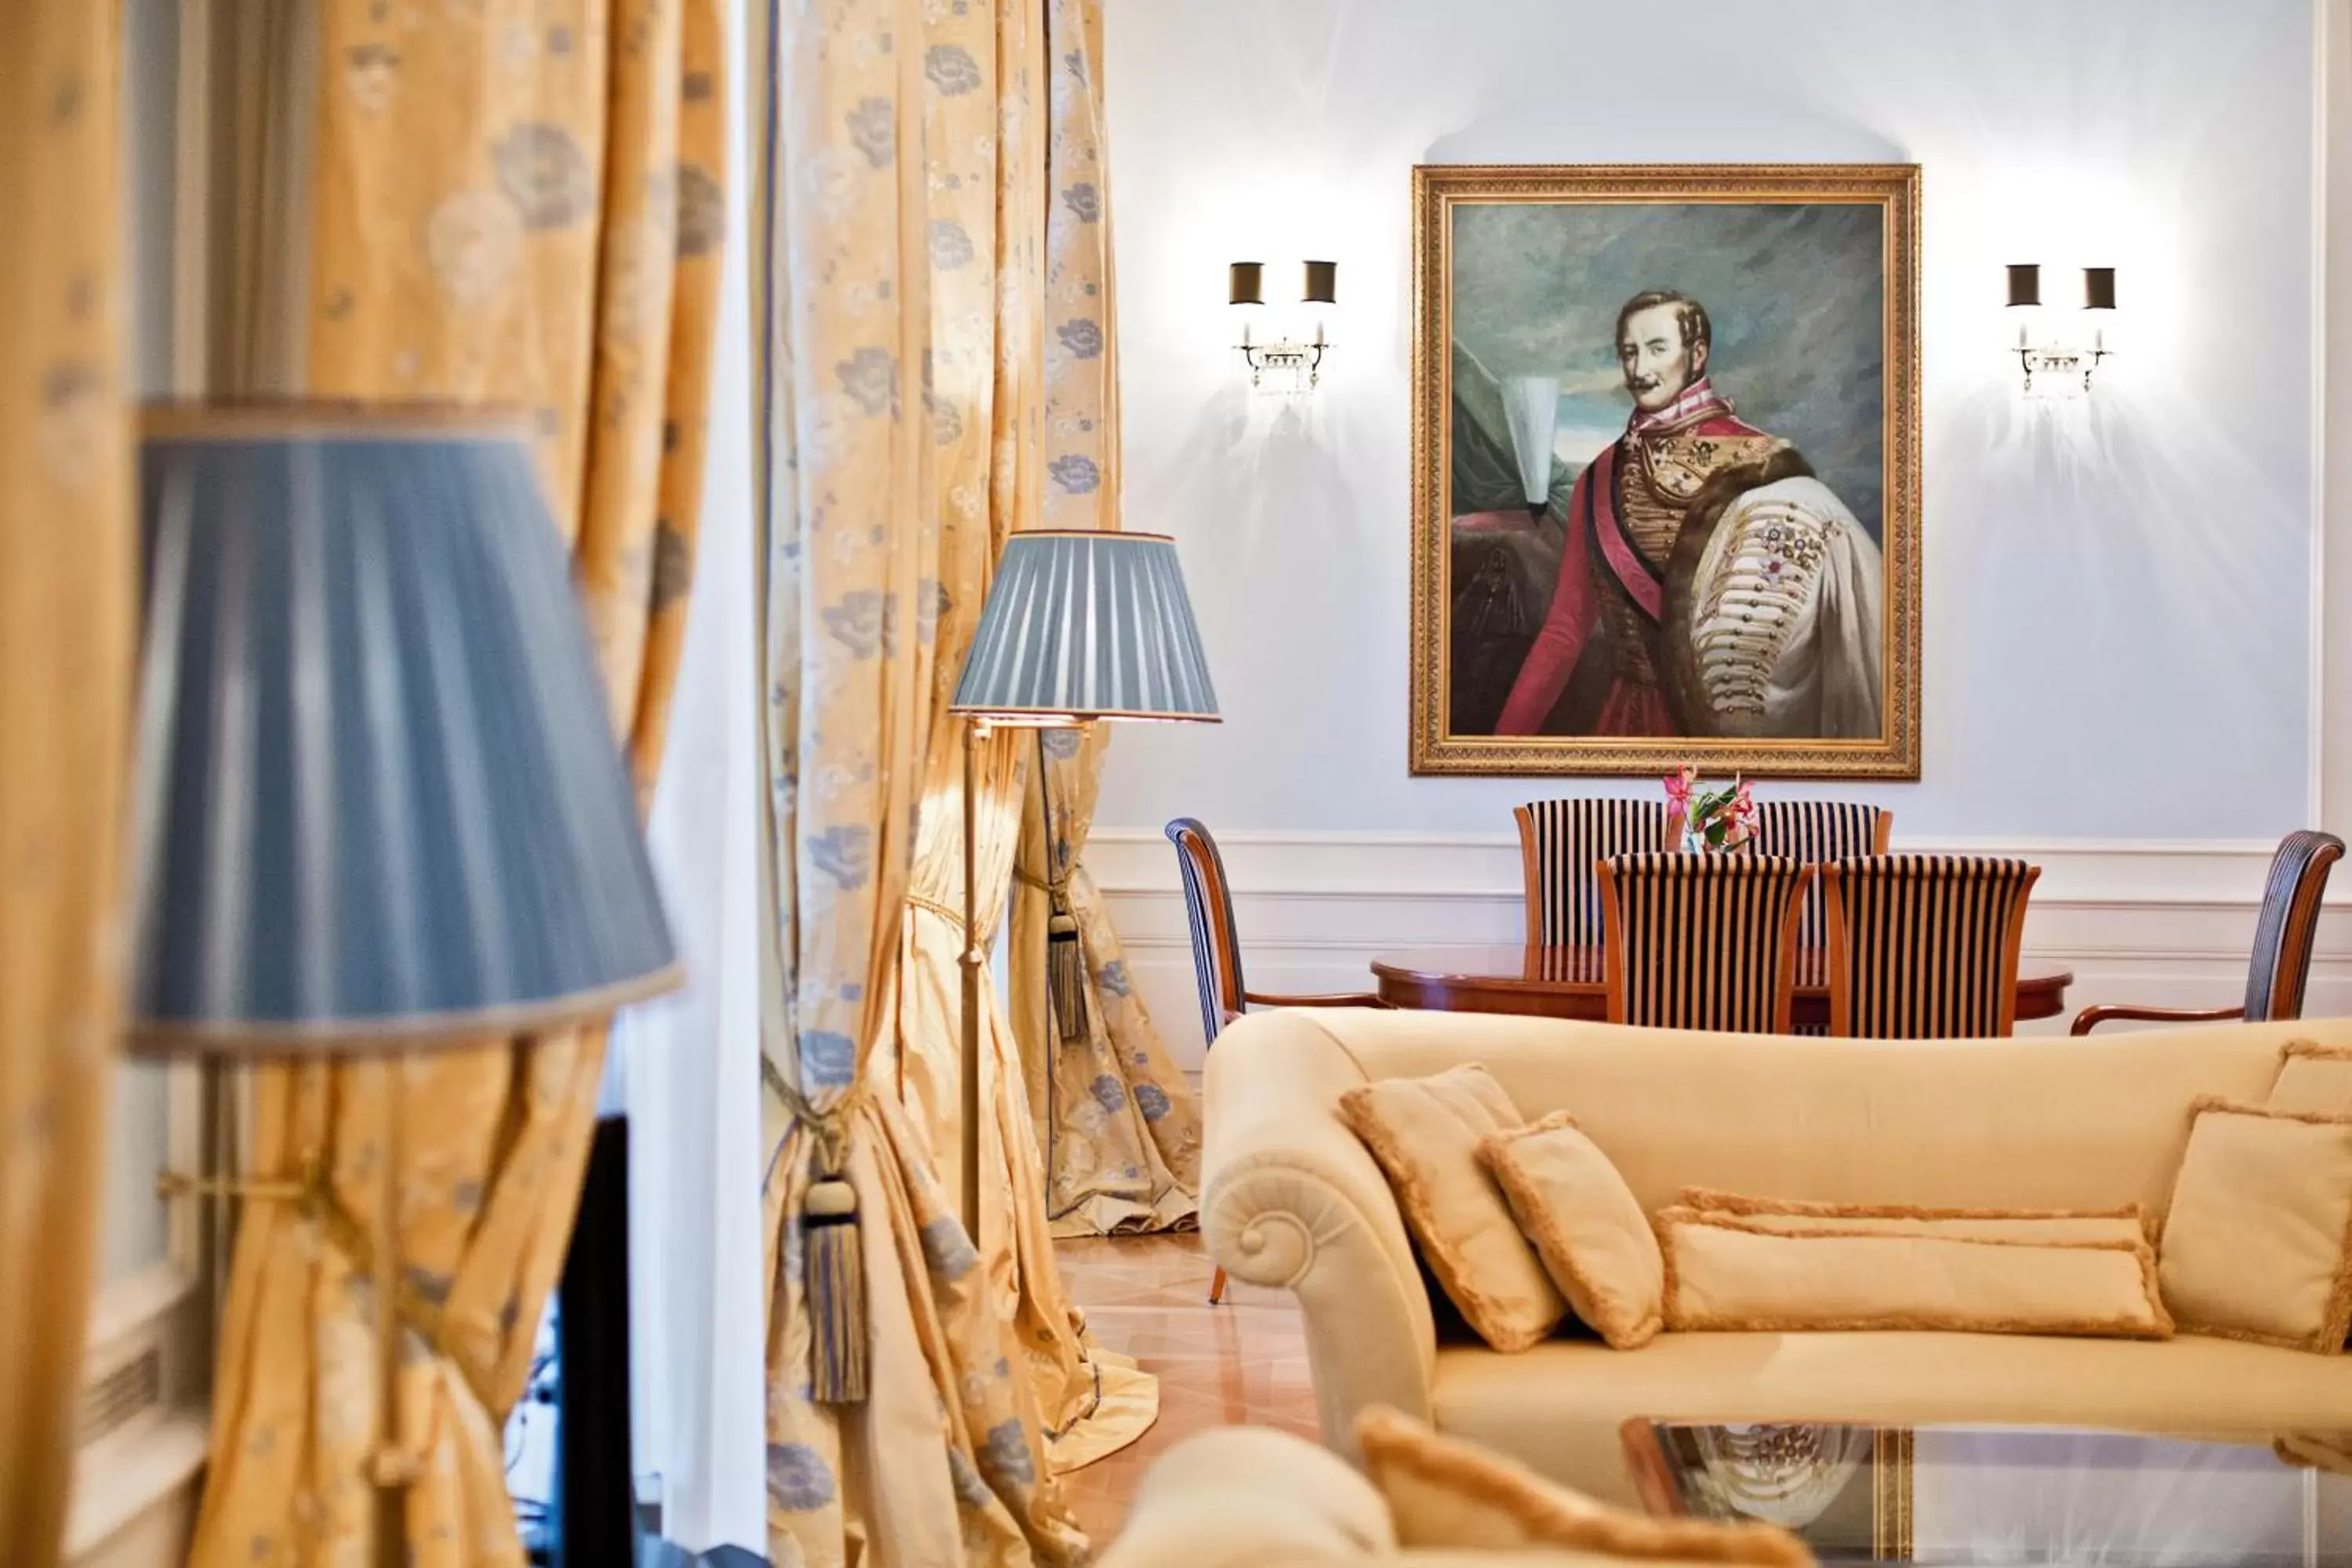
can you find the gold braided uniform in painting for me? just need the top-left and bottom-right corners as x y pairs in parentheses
(1599, 430), (1779, 698)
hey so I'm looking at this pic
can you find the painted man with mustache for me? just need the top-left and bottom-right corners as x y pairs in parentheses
(1494, 289), (1885, 740)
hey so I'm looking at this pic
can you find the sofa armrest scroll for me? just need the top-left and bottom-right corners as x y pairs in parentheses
(1202, 1011), (1439, 1456)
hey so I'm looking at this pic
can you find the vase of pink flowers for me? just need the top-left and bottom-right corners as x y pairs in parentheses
(1664, 767), (1755, 852)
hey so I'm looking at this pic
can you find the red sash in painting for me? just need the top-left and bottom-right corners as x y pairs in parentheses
(1493, 380), (1759, 736)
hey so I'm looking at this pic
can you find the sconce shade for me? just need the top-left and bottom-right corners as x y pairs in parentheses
(127, 406), (679, 1056)
(952, 531), (1221, 724)
(1229, 262), (1264, 307)
(2083, 267), (2117, 310)
(1303, 260), (1338, 305)
(2005, 263), (2042, 308)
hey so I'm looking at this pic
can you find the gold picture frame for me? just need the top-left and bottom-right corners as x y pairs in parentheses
(1409, 163), (1922, 778)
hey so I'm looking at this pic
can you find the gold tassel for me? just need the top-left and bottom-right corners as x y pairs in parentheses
(1048, 903), (1087, 1044)
(804, 1175), (867, 1404)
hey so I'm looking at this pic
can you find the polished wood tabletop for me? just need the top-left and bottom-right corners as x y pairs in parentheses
(1370, 944), (2074, 1029)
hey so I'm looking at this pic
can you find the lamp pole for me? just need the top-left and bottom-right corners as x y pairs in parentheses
(960, 717), (988, 1241)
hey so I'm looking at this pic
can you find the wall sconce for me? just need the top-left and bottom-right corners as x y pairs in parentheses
(1232, 260), (1336, 392)
(2008, 263), (2116, 394)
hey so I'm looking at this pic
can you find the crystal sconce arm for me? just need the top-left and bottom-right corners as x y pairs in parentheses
(1232, 260), (1336, 392)
(2009, 263), (2117, 394)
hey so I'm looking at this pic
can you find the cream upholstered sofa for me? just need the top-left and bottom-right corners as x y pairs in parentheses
(1100, 1423), (1728, 1568)
(1201, 1007), (2352, 1505)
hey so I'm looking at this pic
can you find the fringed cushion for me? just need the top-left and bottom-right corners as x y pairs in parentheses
(1354, 1404), (1816, 1564)
(2159, 1098), (2352, 1352)
(1655, 1208), (2171, 1339)
(1336, 1065), (1565, 1352)
(1679, 1189), (2150, 1247)
(1479, 1112), (1663, 1349)
(2271, 1040), (2352, 1116)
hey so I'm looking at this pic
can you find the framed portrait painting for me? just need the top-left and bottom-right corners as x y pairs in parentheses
(1409, 164), (1921, 778)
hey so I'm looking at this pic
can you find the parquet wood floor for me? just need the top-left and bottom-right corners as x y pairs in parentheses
(1053, 1232), (1319, 1543)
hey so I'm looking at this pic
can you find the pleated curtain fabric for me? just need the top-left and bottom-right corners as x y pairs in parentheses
(1516, 800), (1674, 946)
(757, 0), (1142, 1559)
(187, 5), (728, 1563)
(1749, 800), (1889, 949)
(1007, 34), (1207, 1239)
(0, 7), (132, 1565)
(1600, 854), (1811, 1033)
(1823, 855), (2038, 1040)
(1015, 731), (1207, 1238)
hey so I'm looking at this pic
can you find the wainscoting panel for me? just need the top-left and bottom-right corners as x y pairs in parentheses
(1090, 831), (2352, 1069)
(64, 1262), (207, 1566)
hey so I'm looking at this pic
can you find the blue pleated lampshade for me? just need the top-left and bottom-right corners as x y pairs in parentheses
(127, 405), (679, 1056)
(950, 531), (1220, 723)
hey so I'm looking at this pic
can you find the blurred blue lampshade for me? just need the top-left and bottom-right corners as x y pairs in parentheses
(950, 531), (1220, 724)
(127, 405), (680, 1055)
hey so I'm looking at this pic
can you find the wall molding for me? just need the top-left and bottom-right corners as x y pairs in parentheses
(64, 1263), (209, 1566)
(1091, 829), (2352, 1066)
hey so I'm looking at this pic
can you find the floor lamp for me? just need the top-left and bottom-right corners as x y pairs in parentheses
(946, 530), (1220, 1236)
(125, 406), (681, 1567)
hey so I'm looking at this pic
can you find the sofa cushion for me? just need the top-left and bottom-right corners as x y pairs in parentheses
(1655, 1210), (2169, 1338)
(1429, 1330), (2352, 1508)
(1481, 1113), (1663, 1350)
(1678, 1189), (2148, 1245)
(2270, 1041), (2352, 1116)
(1339, 1064), (1566, 1352)
(1103, 1424), (1397, 1568)
(2159, 1098), (2352, 1351)
(1355, 1406), (1811, 1565)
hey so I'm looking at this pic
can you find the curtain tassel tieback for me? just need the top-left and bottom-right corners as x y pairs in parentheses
(1013, 863), (1090, 1045)
(1047, 898), (1087, 1044)
(159, 1152), (497, 1425)
(802, 1174), (868, 1403)
(764, 1054), (870, 1406)
(1034, 733), (1091, 1045)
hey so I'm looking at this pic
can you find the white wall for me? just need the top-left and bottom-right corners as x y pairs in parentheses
(102, 0), (180, 1290)
(1094, 0), (2340, 1062)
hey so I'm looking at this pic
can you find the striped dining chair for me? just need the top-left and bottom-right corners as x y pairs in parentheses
(1745, 801), (1893, 949)
(1597, 853), (1813, 1033)
(1820, 855), (2041, 1039)
(1515, 799), (1676, 947)
(2072, 829), (2344, 1032)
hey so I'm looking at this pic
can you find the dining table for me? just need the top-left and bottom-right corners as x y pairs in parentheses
(1368, 944), (2074, 1029)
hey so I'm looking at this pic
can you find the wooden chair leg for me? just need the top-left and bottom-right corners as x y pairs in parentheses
(1207, 1265), (1227, 1305)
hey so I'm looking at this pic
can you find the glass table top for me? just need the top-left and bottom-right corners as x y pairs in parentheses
(1626, 1423), (2352, 1567)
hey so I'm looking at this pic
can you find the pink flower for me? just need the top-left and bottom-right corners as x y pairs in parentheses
(1663, 766), (1697, 809)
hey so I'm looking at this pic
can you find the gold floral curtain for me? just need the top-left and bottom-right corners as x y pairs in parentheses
(1005, 0), (1204, 1239)
(758, 0), (1145, 1559)
(879, 703), (1157, 1475)
(0, 5), (132, 1566)
(190, 3), (727, 1563)
(1012, 728), (1204, 1236)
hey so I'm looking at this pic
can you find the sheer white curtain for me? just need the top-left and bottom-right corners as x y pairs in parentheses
(604, 0), (764, 1546)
